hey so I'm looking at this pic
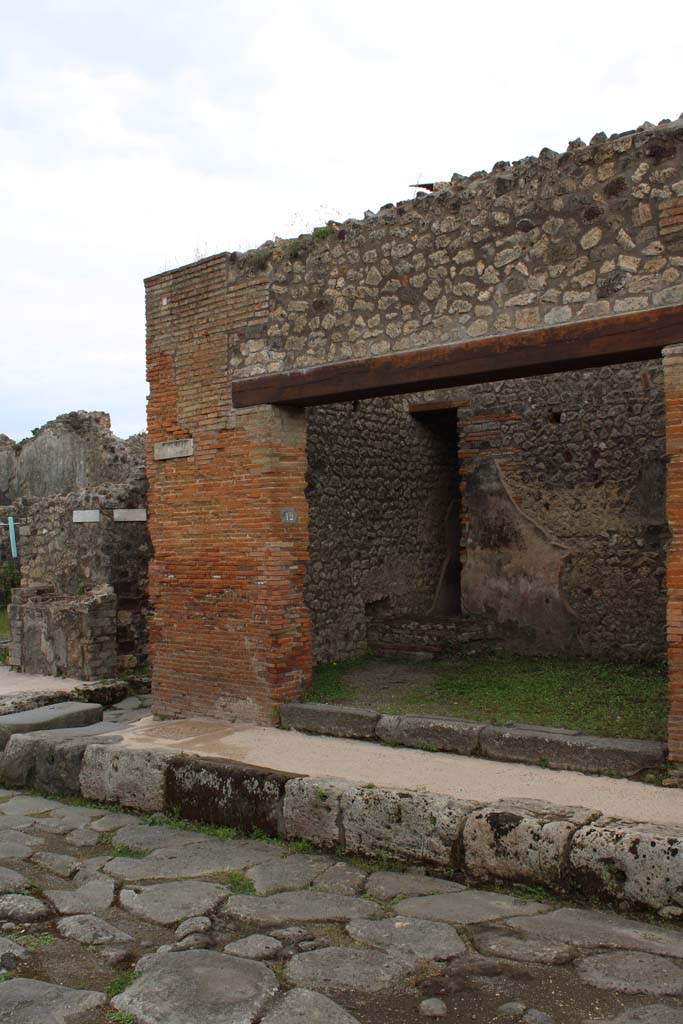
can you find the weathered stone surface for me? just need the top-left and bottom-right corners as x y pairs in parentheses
(104, 838), (284, 881)
(0, 724), (122, 794)
(479, 724), (666, 775)
(0, 978), (106, 1022)
(420, 998), (448, 1018)
(280, 702), (380, 739)
(46, 874), (115, 914)
(0, 794), (61, 815)
(112, 823), (208, 852)
(112, 949), (278, 1024)
(0, 935), (29, 969)
(227, 891), (382, 925)
(260, 988), (361, 1023)
(396, 890), (549, 925)
(341, 785), (478, 866)
(285, 946), (410, 993)
(247, 854), (330, 894)
(0, 867), (27, 894)
(64, 827), (100, 847)
(376, 714), (483, 755)
(472, 927), (576, 964)
(0, 813), (35, 831)
(223, 934), (283, 959)
(120, 881), (229, 925)
(365, 871), (464, 901)
(463, 800), (596, 885)
(347, 915), (466, 961)
(282, 777), (347, 847)
(314, 862), (367, 895)
(0, 894), (49, 922)
(503, 907), (683, 958)
(89, 811), (141, 832)
(588, 1007), (683, 1023)
(57, 914), (133, 945)
(569, 820), (683, 909)
(0, 702), (103, 752)
(174, 915), (212, 939)
(80, 743), (173, 812)
(576, 950), (683, 994)
(0, 832), (43, 860)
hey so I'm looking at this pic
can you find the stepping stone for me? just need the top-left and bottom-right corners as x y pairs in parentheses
(504, 907), (683, 959)
(588, 1006), (683, 1023)
(90, 811), (141, 832)
(0, 978), (106, 1022)
(31, 852), (80, 879)
(112, 823), (209, 851)
(0, 702), (103, 751)
(347, 916), (466, 961)
(0, 795), (61, 815)
(104, 838), (284, 881)
(261, 988), (361, 1023)
(64, 828), (100, 847)
(285, 946), (411, 993)
(112, 949), (278, 1024)
(120, 880), (230, 925)
(472, 928), (576, 964)
(227, 891), (383, 925)
(0, 894), (49, 922)
(46, 874), (115, 914)
(0, 867), (27, 894)
(246, 855), (330, 894)
(223, 934), (283, 959)
(57, 914), (133, 946)
(576, 951), (683, 995)
(365, 871), (464, 901)
(314, 863), (367, 896)
(397, 890), (548, 925)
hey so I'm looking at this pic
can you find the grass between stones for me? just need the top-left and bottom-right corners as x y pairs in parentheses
(0, 606), (8, 639)
(308, 652), (668, 740)
(105, 970), (138, 998)
(106, 1013), (136, 1024)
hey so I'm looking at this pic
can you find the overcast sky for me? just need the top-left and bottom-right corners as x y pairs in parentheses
(1, 0), (681, 442)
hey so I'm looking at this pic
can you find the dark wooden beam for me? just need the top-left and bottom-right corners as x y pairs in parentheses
(231, 305), (683, 408)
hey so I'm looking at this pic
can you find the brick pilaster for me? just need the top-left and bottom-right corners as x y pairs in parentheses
(663, 343), (683, 767)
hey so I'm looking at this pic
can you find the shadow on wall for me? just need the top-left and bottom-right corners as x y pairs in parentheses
(461, 459), (578, 653)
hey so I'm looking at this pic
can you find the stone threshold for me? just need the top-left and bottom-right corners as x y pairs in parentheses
(0, 725), (682, 918)
(0, 677), (147, 717)
(279, 703), (667, 780)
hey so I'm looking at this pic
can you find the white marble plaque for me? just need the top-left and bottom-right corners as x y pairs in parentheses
(154, 439), (194, 460)
(72, 510), (101, 523)
(113, 509), (148, 522)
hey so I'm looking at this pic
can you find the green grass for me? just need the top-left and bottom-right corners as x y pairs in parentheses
(16, 932), (54, 951)
(105, 970), (138, 998)
(0, 606), (8, 639)
(106, 1013), (137, 1024)
(306, 652), (668, 741)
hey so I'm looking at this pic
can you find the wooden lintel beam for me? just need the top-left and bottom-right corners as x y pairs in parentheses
(231, 305), (683, 408)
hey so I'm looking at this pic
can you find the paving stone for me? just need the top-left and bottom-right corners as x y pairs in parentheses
(0, 795), (61, 815)
(175, 915), (212, 939)
(223, 934), (283, 959)
(365, 871), (464, 901)
(112, 949), (278, 1024)
(576, 950), (683, 994)
(32, 852), (80, 879)
(503, 907), (683, 958)
(33, 817), (84, 836)
(269, 926), (311, 943)
(104, 838), (284, 881)
(227, 891), (383, 925)
(0, 936), (29, 968)
(587, 1006), (683, 1023)
(420, 997), (448, 1018)
(120, 880), (230, 925)
(396, 890), (549, 925)
(246, 854), (330, 893)
(347, 915), (466, 961)
(46, 874), (115, 914)
(0, 978), (106, 1022)
(89, 811), (141, 832)
(112, 822), (209, 851)
(64, 827), (100, 847)
(472, 927), (576, 964)
(172, 933), (213, 950)
(114, 696), (143, 709)
(57, 914), (133, 945)
(260, 987), (361, 1023)
(280, 702), (380, 739)
(285, 945), (411, 993)
(0, 701), (103, 751)
(0, 867), (27, 894)
(314, 862), (367, 895)
(0, 814), (35, 831)
(0, 894), (49, 922)
(0, 832), (43, 860)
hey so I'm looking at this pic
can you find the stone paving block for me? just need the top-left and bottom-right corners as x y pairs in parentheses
(471, 927), (576, 964)
(247, 854), (330, 894)
(396, 889), (549, 925)
(0, 723), (122, 794)
(0, 894), (49, 922)
(314, 861), (367, 895)
(347, 915), (466, 961)
(120, 880), (230, 925)
(80, 743), (174, 812)
(103, 837), (284, 881)
(0, 935), (29, 966)
(46, 874), (115, 914)
(0, 866), (27, 894)
(0, 702), (103, 752)
(280, 702), (380, 739)
(260, 987), (361, 1023)
(0, 978), (106, 1022)
(341, 785), (478, 867)
(166, 756), (298, 837)
(282, 777), (347, 847)
(365, 871), (464, 901)
(285, 946), (411, 993)
(479, 723), (667, 775)
(0, 831), (44, 860)
(112, 949), (278, 1024)
(502, 907), (683, 958)
(226, 891), (383, 925)
(223, 934), (283, 959)
(569, 819), (683, 910)
(57, 914), (133, 945)
(375, 714), (483, 755)
(576, 950), (683, 994)
(112, 823), (209, 851)
(463, 799), (597, 886)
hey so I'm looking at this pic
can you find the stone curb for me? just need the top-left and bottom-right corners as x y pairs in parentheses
(1, 731), (681, 914)
(0, 679), (145, 717)
(279, 703), (667, 778)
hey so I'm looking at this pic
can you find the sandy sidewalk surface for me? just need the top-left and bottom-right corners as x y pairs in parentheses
(124, 716), (683, 829)
(0, 665), (80, 696)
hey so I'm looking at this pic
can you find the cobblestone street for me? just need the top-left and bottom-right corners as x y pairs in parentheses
(0, 791), (681, 1022)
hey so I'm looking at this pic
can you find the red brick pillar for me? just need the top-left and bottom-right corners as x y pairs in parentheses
(663, 343), (683, 772)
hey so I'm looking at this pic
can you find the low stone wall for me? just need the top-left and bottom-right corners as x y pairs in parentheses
(366, 615), (498, 657)
(0, 732), (681, 914)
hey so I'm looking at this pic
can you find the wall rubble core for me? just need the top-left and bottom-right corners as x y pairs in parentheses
(145, 116), (683, 756)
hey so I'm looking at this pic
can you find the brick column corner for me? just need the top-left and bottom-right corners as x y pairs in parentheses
(663, 342), (683, 780)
